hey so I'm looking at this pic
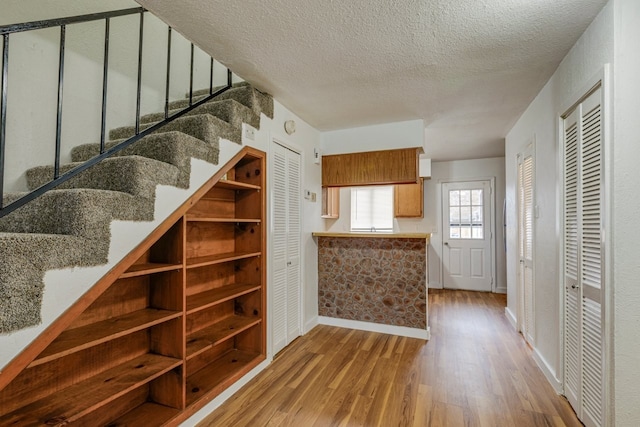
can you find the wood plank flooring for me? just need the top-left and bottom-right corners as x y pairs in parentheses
(198, 289), (582, 426)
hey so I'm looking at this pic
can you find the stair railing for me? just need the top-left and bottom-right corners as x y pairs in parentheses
(0, 7), (233, 218)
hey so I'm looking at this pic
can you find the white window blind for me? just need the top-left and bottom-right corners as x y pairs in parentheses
(350, 186), (393, 231)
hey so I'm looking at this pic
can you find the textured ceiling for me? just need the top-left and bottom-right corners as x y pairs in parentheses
(137, 0), (607, 160)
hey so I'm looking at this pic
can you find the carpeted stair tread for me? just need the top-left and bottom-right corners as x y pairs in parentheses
(70, 132), (218, 189)
(26, 156), (180, 198)
(0, 189), (155, 238)
(109, 113), (241, 146)
(187, 81), (250, 98)
(0, 233), (91, 332)
(140, 99), (260, 130)
(169, 85), (274, 119)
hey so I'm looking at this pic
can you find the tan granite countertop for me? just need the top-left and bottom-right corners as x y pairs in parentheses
(312, 231), (430, 239)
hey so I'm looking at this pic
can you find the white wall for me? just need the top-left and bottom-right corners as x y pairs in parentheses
(612, 0), (640, 424)
(321, 119), (424, 155)
(504, 0), (613, 401)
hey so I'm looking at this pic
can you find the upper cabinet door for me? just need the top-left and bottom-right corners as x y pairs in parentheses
(322, 148), (420, 187)
(394, 179), (423, 218)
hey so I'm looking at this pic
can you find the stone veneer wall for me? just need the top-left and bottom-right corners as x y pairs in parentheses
(317, 237), (427, 329)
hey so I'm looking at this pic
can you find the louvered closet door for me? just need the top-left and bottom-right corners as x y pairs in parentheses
(563, 87), (605, 427)
(272, 144), (288, 354)
(286, 150), (302, 343)
(271, 142), (302, 355)
(518, 149), (535, 345)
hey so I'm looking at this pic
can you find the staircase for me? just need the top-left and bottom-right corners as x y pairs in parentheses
(0, 82), (273, 339)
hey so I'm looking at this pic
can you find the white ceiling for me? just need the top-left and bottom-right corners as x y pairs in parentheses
(137, 0), (608, 161)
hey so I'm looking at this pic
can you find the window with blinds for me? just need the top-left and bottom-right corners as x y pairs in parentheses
(350, 186), (394, 231)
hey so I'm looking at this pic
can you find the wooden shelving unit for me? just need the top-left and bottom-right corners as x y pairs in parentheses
(0, 147), (267, 426)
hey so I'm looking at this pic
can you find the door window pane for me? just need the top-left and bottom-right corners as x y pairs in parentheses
(448, 188), (484, 239)
(472, 190), (483, 205)
(460, 227), (472, 239)
(449, 190), (460, 206)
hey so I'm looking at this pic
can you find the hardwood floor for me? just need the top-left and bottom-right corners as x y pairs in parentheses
(198, 290), (582, 426)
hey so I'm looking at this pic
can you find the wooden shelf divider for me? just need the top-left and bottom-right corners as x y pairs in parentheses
(186, 315), (262, 360)
(29, 309), (182, 367)
(1, 353), (181, 425)
(186, 349), (263, 406)
(186, 251), (261, 269)
(111, 402), (181, 426)
(186, 216), (261, 223)
(213, 180), (261, 191)
(187, 283), (262, 314)
(120, 262), (183, 279)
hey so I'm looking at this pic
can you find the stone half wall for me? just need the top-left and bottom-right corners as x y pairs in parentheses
(317, 237), (427, 329)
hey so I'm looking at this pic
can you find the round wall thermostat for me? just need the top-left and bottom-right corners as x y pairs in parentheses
(284, 120), (296, 135)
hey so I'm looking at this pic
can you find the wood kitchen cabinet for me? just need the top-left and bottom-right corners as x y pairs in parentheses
(394, 179), (423, 218)
(321, 187), (340, 218)
(322, 148), (420, 187)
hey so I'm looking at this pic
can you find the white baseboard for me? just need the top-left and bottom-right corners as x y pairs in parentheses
(318, 316), (430, 340)
(304, 316), (319, 334)
(505, 307), (518, 331)
(494, 286), (507, 294)
(532, 347), (562, 394)
(180, 358), (271, 426)
(428, 282), (443, 289)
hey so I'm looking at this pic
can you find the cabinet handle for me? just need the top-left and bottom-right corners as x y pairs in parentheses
(287, 261), (292, 266)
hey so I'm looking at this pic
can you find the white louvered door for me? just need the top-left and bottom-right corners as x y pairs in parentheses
(517, 146), (535, 345)
(271, 142), (302, 355)
(286, 148), (302, 343)
(562, 86), (605, 427)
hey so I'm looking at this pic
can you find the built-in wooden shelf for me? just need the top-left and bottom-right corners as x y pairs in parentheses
(1, 353), (181, 425)
(186, 316), (262, 360)
(187, 283), (262, 314)
(0, 147), (266, 425)
(120, 262), (183, 279)
(186, 251), (261, 269)
(214, 180), (261, 191)
(186, 349), (262, 406)
(186, 216), (261, 223)
(30, 309), (182, 367)
(111, 402), (180, 426)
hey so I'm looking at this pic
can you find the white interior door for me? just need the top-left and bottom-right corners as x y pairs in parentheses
(518, 146), (535, 344)
(563, 86), (605, 427)
(442, 180), (493, 292)
(271, 141), (302, 355)
(285, 148), (301, 343)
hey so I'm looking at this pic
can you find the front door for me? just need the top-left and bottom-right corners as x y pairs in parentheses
(442, 180), (493, 291)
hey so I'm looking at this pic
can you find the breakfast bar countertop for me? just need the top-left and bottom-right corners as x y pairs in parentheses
(312, 231), (430, 239)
